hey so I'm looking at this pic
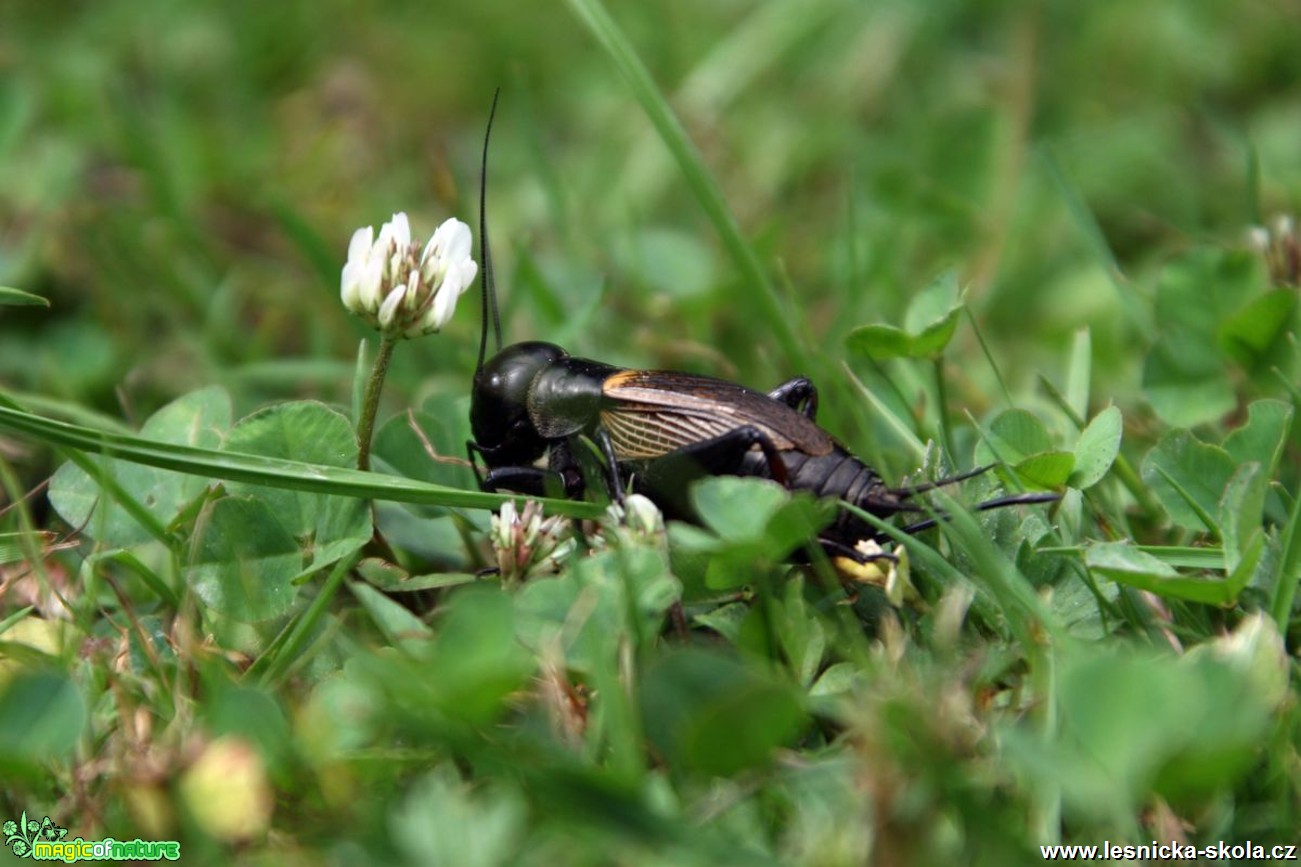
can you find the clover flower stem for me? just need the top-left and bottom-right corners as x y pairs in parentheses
(356, 335), (398, 472)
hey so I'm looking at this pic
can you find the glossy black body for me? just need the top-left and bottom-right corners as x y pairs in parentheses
(466, 341), (986, 559)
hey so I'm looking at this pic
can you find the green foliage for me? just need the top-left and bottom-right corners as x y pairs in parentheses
(48, 386), (230, 547)
(669, 476), (836, 589)
(0, 671), (85, 766)
(846, 271), (963, 360)
(390, 766), (527, 867)
(975, 408), (1077, 490)
(1070, 406), (1123, 490)
(1084, 541), (1258, 606)
(1004, 616), (1287, 822)
(1143, 250), (1297, 427)
(222, 401), (371, 573)
(639, 648), (807, 777)
(0, 0), (1299, 863)
(187, 496), (302, 621)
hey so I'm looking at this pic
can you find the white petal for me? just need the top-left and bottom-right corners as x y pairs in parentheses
(420, 255), (441, 286)
(404, 270), (421, 310)
(375, 220), (395, 253)
(388, 212), (411, 249)
(623, 494), (663, 534)
(341, 261), (363, 310)
(426, 271), (462, 331)
(456, 260), (478, 294)
(422, 219), (473, 275)
(421, 220), (459, 266)
(385, 252), (402, 287)
(439, 218), (474, 265)
(359, 256), (385, 311)
(347, 225), (374, 264)
(378, 285), (406, 330)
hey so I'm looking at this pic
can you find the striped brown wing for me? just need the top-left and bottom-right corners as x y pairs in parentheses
(600, 369), (836, 461)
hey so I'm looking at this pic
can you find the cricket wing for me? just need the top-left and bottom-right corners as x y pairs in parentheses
(600, 369), (836, 461)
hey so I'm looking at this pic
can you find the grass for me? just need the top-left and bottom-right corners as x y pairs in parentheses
(1, 1), (1300, 864)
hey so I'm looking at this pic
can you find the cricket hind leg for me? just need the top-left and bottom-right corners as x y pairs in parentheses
(632, 424), (789, 521)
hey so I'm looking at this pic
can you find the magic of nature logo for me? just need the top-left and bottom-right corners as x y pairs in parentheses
(3, 812), (180, 862)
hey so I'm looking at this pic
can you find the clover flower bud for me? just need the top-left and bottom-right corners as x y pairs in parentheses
(1245, 225), (1271, 253)
(340, 213), (478, 338)
(602, 493), (668, 550)
(1188, 612), (1288, 711)
(489, 500), (574, 585)
(1245, 214), (1299, 288)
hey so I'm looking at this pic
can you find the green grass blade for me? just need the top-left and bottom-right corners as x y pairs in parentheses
(964, 306), (1013, 407)
(0, 286), (50, 307)
(841, 363), (927, 460)
(250, 551), (361, 685)
(93, 550), (181, 609)
(1152, 463), (1221, 538)
(64, 449), (173, 546)
(0, 532), (34, 566)
(1039, 545), (1227, 571)
(1270, 486), (1301, 635)
(0, 401), (602, 518)
(4, 390), (135, 433)
(932, 357), (957, 465)
(1036, 374), (1086, 430)
(0, 605), (35, 637)
(1065, 328), (1092, 421)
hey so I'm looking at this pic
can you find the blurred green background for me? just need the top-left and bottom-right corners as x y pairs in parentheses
(3, 0), (1297, 465)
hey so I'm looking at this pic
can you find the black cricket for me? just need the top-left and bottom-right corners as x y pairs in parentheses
(465, 95), (1054, 563)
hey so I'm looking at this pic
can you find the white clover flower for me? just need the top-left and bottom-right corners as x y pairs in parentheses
(1246, 213), (1300, 288)
(340, 213), (478, 339)
(1245, 225), (1271, 253)
(489, 500), (573, 585)
(604, 493), (664, 542)
(622, 494), (664, 536)
(600, 493), (667, 553)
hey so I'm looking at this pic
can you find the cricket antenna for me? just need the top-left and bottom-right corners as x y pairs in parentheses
(897, 491), (1061, 536)
(476, 87), (502, 374)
